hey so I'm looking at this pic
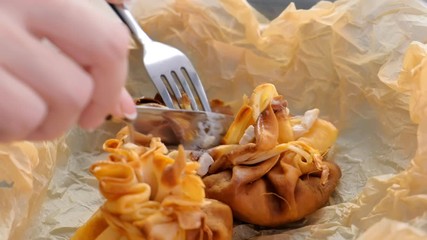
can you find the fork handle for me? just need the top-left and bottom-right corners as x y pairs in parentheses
(108, 3), (153, 46)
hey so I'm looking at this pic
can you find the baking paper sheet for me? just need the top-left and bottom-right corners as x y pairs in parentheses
(2, 0), (427, 239)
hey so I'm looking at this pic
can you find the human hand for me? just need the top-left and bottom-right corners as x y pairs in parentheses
(0, 0), (136, 142)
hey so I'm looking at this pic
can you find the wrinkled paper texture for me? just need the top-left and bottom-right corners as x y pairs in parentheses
(2, 0), (427, 239)
(0, 140), (66, 240)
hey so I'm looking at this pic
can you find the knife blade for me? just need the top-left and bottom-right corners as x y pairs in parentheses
(133, 106), (234, 150)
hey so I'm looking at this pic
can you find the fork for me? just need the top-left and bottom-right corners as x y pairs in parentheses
(109, 3), (211, 112)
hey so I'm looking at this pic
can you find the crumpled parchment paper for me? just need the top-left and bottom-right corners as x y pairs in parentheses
(3, 0), (427, 239)
(0, 140), (66, 240)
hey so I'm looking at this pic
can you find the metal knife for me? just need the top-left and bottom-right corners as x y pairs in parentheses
(133, 106), (234, 150)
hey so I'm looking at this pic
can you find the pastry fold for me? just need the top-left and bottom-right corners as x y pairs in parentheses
(203, 84), (341, 227)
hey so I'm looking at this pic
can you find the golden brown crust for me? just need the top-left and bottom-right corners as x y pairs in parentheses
(203, 156), (341, 227)
(202, 83), (341, 227)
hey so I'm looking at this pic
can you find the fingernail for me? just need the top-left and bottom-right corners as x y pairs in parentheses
(124, 111), (137, 121)
(120, 88), (137, 120)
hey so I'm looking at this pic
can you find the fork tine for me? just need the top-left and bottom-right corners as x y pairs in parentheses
(162, 72), (184, 107)
(181, 66), (211, 112)
(149, 74), (175, 109)
(173, 69), (199, 110)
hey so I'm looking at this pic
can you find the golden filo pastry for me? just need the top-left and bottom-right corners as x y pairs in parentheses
(202, 83), (341, 227)
(72, 132), (233, 240)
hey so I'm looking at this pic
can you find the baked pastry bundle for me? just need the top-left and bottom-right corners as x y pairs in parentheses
(72, 133), (233, 240)
(202, 84), (341, 227)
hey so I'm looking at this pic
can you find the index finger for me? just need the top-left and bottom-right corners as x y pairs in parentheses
(27, 0), (132, 129)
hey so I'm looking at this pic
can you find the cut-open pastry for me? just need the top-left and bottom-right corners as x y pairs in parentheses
(72, 132), (233, 240)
